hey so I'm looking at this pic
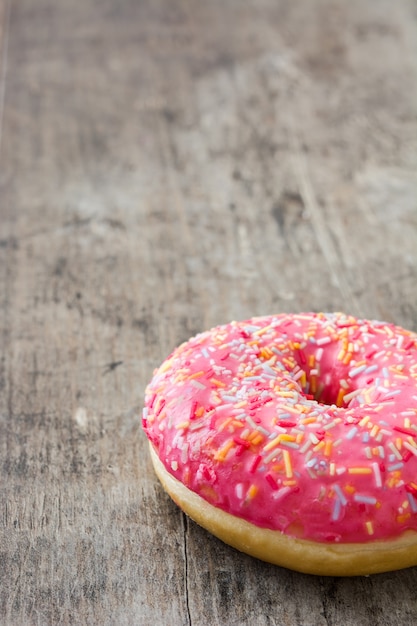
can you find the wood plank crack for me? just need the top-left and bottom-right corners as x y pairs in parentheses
(182, 513), (192, 626)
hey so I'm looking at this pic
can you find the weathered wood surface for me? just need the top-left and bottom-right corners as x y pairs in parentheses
(1, 0), (416, 624)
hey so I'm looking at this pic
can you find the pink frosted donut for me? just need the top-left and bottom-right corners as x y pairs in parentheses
(142, 312), (417, 575)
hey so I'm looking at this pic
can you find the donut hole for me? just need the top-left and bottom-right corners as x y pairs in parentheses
(296, 366), (354, 408)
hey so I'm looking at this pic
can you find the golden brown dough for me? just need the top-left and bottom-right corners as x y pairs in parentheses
(150, 444), (417, 576)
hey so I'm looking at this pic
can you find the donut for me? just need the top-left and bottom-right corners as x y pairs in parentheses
(142, 312), (417, 576)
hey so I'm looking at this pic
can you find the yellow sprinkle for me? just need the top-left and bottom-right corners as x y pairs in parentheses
(396, 437), (403, 450)
(359, 415), (370, 427)
(313, 440), (325, 452)
(175, 421), (190, 430)
(283, 449), (293, 478)
(211, 378), (226, 388)
(253, 325), (273, 336)
(329, 462), (336, 476)
(264, 435), (282, 451)
(159, 358), (174, 373)
(370, 425), (379, 438)
(348, 467), (373, 475)
(280, 434), (296, 442)
(365, 521), (374, 535)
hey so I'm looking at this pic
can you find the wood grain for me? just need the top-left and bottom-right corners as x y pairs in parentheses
(0, 0), (416, 624)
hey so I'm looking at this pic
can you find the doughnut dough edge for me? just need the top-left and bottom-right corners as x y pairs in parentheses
(149, 444), (417, 576)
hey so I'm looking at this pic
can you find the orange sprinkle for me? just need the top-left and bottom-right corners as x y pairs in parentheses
(189, 370), (205, 379)
(336, 389), (345, 406)
(246, 484), (258, 500)
(214, 439), (235, 461)
(211, 378), (226, 388)
(365, 521), (374, 535)
(348, 467), (373, 475)
(250, 433), (264, 446)
(324, 440), (333, 457)
(301, 416), (318, 425)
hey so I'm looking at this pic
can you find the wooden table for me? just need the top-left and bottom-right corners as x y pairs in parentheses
(1, 0), (416, 624)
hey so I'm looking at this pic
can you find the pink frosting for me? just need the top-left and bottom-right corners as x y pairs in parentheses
(143, 313), (417, 543)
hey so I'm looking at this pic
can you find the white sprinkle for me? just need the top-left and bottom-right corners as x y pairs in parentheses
(333, 484), (347, 505)
(272, 486), (292, 501)
(407, 493), (417, 513)
(293, 369), (304, 382)
(331, 498), (342, 521)
(190, 379), (206, 390)
(316, 348), (323, 362)
(235, 483), (244, 499)
(387, 462), (404, 472)
(349, 364), (367, 378)
(300, 440), (312, 454)
(403, 441), (417, 457)
(346, 426), (358, 440)
(181, 443), (189, 464)
(388, 442), (402, 460)
(342, 389), (362, 403)
(353, 494), (377, 505)
(317, 336), (331, 346)
(372, 462), (382, 488)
